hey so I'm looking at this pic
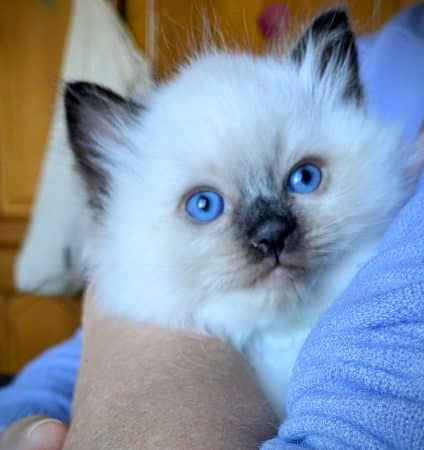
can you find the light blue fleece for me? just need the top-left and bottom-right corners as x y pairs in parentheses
(0, 331), (81, 431)
(0, 6), (423, 447)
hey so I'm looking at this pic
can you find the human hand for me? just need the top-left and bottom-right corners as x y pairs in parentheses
(0, 415), (68, 450)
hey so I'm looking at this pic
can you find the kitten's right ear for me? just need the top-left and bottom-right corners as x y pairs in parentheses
(64, 82), (142, 211)
(291, 9), (363, 104)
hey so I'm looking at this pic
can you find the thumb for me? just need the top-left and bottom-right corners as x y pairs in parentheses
(0, 415), (68, 450)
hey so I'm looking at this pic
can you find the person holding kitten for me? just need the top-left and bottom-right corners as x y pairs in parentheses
(0, 4), (423, 450)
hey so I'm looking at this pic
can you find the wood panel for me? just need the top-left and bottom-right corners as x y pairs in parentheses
(0, 0), (72, 218)
(0, 248), (19, 294)
(0, 218), (27, 246)
(127, 0), (267, 79)
(1, 294), (81, 373)
(278, 0), (419, 34)
(125, 0), (150, 59)
(127, 0), (419, 79)
(0, 295), (6, 368)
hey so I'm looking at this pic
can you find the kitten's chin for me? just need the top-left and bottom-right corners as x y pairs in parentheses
(269, 266), (292, 282)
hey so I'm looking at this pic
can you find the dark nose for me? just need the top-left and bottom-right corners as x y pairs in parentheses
(248, 216), (296, 258)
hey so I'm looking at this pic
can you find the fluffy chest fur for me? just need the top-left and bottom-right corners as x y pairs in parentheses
(65, 9), (422, 419)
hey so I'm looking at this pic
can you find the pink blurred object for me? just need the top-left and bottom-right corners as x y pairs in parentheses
(257, 3), (291, 40)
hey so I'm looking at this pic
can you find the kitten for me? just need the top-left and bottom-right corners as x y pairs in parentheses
(65, 9), (421, 418)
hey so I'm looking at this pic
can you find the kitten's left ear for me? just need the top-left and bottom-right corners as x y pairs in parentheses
(291, 8), (363, 104)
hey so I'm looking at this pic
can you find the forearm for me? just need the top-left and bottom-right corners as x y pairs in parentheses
(65, 297), (278, 450)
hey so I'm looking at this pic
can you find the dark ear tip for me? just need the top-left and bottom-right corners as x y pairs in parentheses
(312, 8), (352, 31)
(65, 81), (93, 94)
(64, 82), (100, 109)
(320, 7), (348, 18)
(64, 82), (141, 116)
(64, 82), (90, 120)
(64, 82), (83, 132)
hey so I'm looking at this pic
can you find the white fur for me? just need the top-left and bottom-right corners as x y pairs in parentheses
(78, 43), (420, 418)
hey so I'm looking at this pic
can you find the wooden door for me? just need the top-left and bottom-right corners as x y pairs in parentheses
(0, 0), (71, 292)
(126, 0), (418, 79)
(0, 0), (72, 218)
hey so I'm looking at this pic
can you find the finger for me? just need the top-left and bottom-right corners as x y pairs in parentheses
(0, 415), (68, 450)
(26, 418), (68, 450)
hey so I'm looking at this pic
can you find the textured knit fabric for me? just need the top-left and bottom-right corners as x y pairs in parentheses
(358, 4), (424, 142)
(0, 331), (81, 431)
(262, 173), (424, 450)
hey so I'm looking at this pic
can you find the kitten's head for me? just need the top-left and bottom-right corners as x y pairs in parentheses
(65, 10), (421, 332)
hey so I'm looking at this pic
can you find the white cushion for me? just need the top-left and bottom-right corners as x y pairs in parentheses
(15, 0), (152, 294)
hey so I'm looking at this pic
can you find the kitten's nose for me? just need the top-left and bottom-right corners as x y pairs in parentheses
(249, 216), (296, 259)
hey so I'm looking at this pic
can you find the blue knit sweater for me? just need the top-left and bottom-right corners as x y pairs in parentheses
(263, 172), (424, 449)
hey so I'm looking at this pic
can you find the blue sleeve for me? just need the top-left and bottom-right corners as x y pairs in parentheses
(0, 329), (82, 431)
(263, 174), (424, 449)
(263, 5), (424, 449)
(357, 4), (424, 142)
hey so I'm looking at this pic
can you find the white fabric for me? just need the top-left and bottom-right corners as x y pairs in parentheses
(15, 0), (152, 294)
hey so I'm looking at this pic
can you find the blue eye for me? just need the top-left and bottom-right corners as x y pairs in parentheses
(287, 163), (322, 194)
(185, 190), (225, 223)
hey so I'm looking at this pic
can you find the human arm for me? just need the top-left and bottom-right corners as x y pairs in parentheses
(0, 295), (277, 450)
(63, 293), (278, 450)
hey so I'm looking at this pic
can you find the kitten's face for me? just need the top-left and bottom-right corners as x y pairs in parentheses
(66, 10), (419, 329)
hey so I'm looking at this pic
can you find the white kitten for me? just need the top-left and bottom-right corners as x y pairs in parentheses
(65, 9), (421, 418)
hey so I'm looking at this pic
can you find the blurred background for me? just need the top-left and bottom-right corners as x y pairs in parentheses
(0, 0), (418, 379)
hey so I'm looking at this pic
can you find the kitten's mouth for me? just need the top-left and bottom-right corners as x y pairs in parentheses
(250, 254), (304, 288)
